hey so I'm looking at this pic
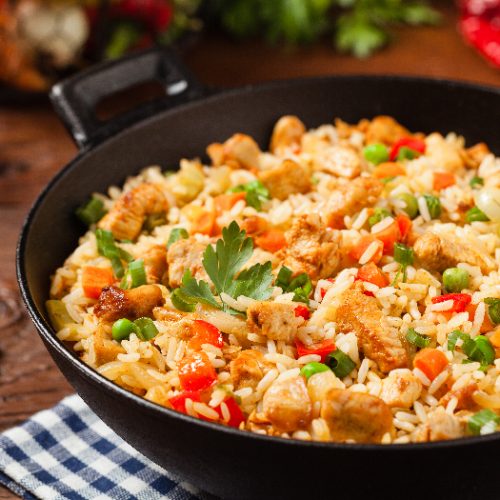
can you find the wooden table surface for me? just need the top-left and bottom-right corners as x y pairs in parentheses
(0, 4), (498, 498)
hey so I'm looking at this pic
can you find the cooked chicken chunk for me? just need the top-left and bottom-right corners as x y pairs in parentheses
(270, 115), (306, 154)
(259, 159), (311, 200)
(425, 133), (464, 172)
(263, 376), (312, 432)
(461, 142), (490, 169)
(313, 145), (361, 179)
(307, 370), (345, 404)
(142, 245), (167, 284)
(328, 283), (408, 372)
(320, 389), (393, 443)
(414, 231), (495, 275)
(166, 237), (210, 288)
(247, 301), (303, 342)
(325, 177), (383, 229)
(439, 383), (478, 411)
(88, 323), (125, 366)
(230, 349), (271, 390)
(427, 407), (463, 441)
(207, 133), (261, 170)
(279, 214), (341, 281)
(94, 285), (163, 322)
(379, 369), (422, 408)
(363, 115), (411, 145)
(98, 183), (168, 241)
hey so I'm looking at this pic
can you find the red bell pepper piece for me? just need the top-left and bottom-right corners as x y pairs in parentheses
(432, 293), (472, 313)
(295, 339), (336, 362)
(216, 397), (245, 428)
(390, 137), (426, 161)
(178, 351), (217, 391)
(460, 12), (500, 68)
(294, 304), (310, 320)
(169, 390), (202, 414)
(395, 214), (412, 242)
(188, 320), (224, 350)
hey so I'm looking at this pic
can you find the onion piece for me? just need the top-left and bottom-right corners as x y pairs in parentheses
(474, 187), (500, 222)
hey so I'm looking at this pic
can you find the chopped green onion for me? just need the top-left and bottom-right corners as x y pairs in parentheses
(423, 194), (441, 219)
(167, 227), (189, 248)
(485, 297), (500, 324)
(144, 213), (166, 232)
(112, 318), (139, 341)
(229, 180), (270, 211)
(300, 362), (330, 380)
(134, 317), (159, 340)
(447, 330), (470, 352)
(327, 349), (356, 378)
(95, 229), (125, 278)
(466, 206), (489, 223)
(171, 288), (196, 312)
(121, 259), (147, 289)
(470, 176), (484, 189)
(397, 146), (420, 161)
(368, 207), (391, 227)
(381, 176), (396, 184)
(406, 328), (431, 348)
(442, 267), (470, 293)
(394, 243), (414, 266)
(462, 335), (495, 368)
(76, 197), (107, 226)
(396, 193), (419, 219)
(468, 409), (500, 435)
(363, 143), (389, 165)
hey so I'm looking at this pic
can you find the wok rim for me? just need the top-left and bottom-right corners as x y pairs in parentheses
(17, 74), (500, 455)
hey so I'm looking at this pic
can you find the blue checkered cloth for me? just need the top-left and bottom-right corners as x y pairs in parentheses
(0, 395), (214, 500)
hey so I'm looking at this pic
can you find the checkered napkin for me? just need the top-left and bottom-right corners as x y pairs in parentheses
(0, 395), (215, 500)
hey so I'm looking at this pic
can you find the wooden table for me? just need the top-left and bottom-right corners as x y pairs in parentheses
(0, 4), (498, 498)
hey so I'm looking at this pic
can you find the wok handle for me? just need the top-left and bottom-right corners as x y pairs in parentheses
(50, 48), (206, 149)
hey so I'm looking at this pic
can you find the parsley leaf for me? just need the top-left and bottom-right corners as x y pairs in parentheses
(231, 262), (274, 301)
(179, 270), (221, 309)
(229, 180), (270, 211)
(275, 265), (312, 304)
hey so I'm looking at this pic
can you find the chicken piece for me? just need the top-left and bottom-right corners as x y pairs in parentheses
(439, 383), (478, 411)
(98, 183), (168, 241)
(263, 376), (312, 432)
(307, 370), (345, 404)
(259, 159), (311, 200)
(270, 115), (306, 154)
(379, 369), (422, 408)
(166, 237), (210, 288)
(461, 142), (491, 169)
(313, 145), (362, 179)
(247, 301), (303, 342)
(325, 177), (383, 229)
(320, 389), (393, 443)
(427, 407), (463, 441)
(328, 283), (408, 372)
(364, 116), (411, 146)
(143, 245), (167, 284)
(94, 285), (163, 322)
(334, 118), (360, 139)
(89, 323), (125, 366)
(414, 231), (495, 275)
(279, 214), (341, 281)
(207, 133), (261, 170)
(425, 133), (464, 172)
(230, 349), (271, 390)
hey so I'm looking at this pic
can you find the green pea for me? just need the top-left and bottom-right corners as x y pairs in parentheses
(442, 267), (470, 293)
(397, 193), (419, 219)
(112, 318), (139, 341)
(363, 143), (389, 165)
(300, 362), (330, 380)
(423, 194), (441, 219)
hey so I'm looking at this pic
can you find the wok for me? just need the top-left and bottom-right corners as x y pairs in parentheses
(17, 48), (500, 499)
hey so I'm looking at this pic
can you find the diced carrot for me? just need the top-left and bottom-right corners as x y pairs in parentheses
(466, 303), (495, 334)
(254, 229), (286, 253)
(413, 348), (448, 381)
(82, 266), (114, 299)
(373, 162), (406, 179)
(433, 171), (456, 191)
(357, 262), (389, 288)
(489, 329), (500, 348)
(327, 214), (345, 230)
(349, 235), (384, 264)
(372, 220), (401, 255)
(214, 192), (246, 213)
(396, 214), (412, 242)
(188, 206), (216, 235)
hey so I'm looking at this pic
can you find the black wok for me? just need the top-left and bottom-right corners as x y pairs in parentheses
(17, 48), (500, 499)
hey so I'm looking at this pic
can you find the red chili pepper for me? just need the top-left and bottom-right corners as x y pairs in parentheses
(169, 390), (202, 414)
(188, 320), (224, 350)
(389, 138), (426, 161)
(215, 397), (245, 428)
(295, 339), (336, 363)
(432, 293), (472, 313)
(294, 304), (310, 320)
(178, 351), (217, 391)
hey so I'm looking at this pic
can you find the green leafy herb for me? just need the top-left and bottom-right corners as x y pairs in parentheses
(275, 266), (312, 304)
(167, 227), (189, 248)
(485, 297), (500, 325)
(468, 409), (500, 435)
(470, 176), (484, 189)
(179, 270), (221, 309)
(76, 197), (107, 226)
(229, 180), (270, 211)
(406, 328), (430, 348)
(170, 288), (196, 312)
(230, 262), (274, 301)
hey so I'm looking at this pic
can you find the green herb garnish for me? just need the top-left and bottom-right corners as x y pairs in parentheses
(229, 180), (270, 210)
